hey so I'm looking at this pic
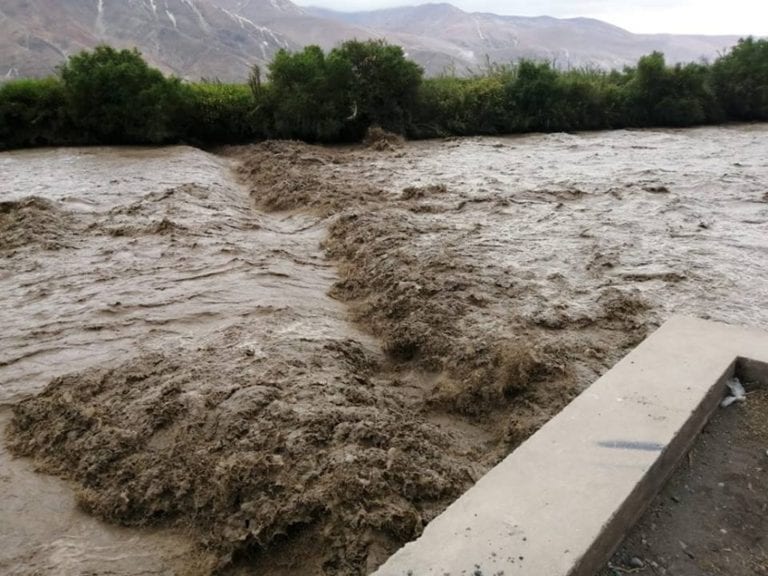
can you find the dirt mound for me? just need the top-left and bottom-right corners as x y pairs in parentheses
(0, 197), (75, 251)
(8, 332), (477, 573)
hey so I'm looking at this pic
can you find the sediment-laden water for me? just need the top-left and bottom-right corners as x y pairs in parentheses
(2, 125), (767, 575)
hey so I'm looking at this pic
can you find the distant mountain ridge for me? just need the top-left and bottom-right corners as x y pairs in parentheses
(0, 0), (742, 82)
(306, 4), (741, 72)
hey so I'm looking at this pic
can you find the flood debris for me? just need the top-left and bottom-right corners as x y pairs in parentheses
(721, 377), (747, 407)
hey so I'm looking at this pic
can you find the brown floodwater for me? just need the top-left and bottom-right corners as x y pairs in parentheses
(1, 125), (767, 575)
(347, 125), (768, 330)
(1, 146), (367, 575)
(0, 146), (364, 404)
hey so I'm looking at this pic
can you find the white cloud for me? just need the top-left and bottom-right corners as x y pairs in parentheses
(295, 0), (768, 35)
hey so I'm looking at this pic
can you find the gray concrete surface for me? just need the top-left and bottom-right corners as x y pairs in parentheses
(373, 316), (768, 576)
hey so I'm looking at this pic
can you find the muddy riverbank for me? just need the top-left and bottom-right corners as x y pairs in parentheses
(2, 125), (768, 575)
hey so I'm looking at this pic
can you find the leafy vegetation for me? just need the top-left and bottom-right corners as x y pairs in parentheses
(711, 37), (768, 121)
(1, 37), (767, 150)
(59, 46), (184, 144)
(0, 78), (70, 149)
(262, 40), (422, 141)
(179, 82), (260, 144)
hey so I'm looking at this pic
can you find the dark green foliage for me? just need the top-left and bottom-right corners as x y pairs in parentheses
(410, 67), (518, 138)
(331, 40), (423, 137)
(622, 52), (720, 126)
(59, 46), (183, 144)
(505, 61), (565, 131)
(557, 70), (624, 130)
(411, 75), (473, 137)
(264, 45), (350, 141)
(263, 40), (422, 141)
(712, 37), (768, 121)
(1, 38), (767, 151)
(0, 78), (69, 149)
(179, 83), (263, 144)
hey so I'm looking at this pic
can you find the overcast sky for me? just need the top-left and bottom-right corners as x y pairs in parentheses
(294, 0), (768, 36)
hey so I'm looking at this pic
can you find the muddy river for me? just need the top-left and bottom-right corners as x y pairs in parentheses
(1, 125), (767, 575)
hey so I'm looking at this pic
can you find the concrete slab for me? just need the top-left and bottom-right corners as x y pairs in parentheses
(373, 316), (768, 576)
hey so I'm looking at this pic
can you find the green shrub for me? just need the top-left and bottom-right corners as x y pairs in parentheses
(622, 53), (721, 127)
(557, 72), (619, 130)
(504, 61), (566, 131)
(712, 37), (768, 121)
(330, 39), (423, 138)
(59, 45), (182, 144)
(0, 78), (68, 149)
(264, 45), (349, 141)
(180, 83), (262, 144)
(411, 76), (472, 137)
(1, 38), (767, 150)
(460, 73), (511, 134)
(265, 40), (422, 141)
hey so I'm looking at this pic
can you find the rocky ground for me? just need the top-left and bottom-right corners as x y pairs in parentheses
(600, 386), (768, 576)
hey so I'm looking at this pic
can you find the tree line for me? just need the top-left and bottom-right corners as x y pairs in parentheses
(1, 37), (767, 150)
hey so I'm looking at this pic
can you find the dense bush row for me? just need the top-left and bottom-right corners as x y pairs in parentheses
(412, 39), (768, 138)
(1, 38), (767, 150)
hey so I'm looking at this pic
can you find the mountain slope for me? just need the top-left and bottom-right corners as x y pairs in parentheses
(0, 0), (382, 81)
(0, 0), (743, 82)
(1, 0), (300, 80)
(306, 3), (741, 71)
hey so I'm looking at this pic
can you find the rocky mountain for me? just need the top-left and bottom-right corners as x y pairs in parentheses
(1, 0), (299, 80)
(0, 0), (742, 82)
(307, 3), (742, 72)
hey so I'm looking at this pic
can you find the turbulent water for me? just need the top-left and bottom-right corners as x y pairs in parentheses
(352, 125), (768, 329)
(0, 147), (361, 404)
(0, 146), (366, 575)
(1, 126), (767, 575)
